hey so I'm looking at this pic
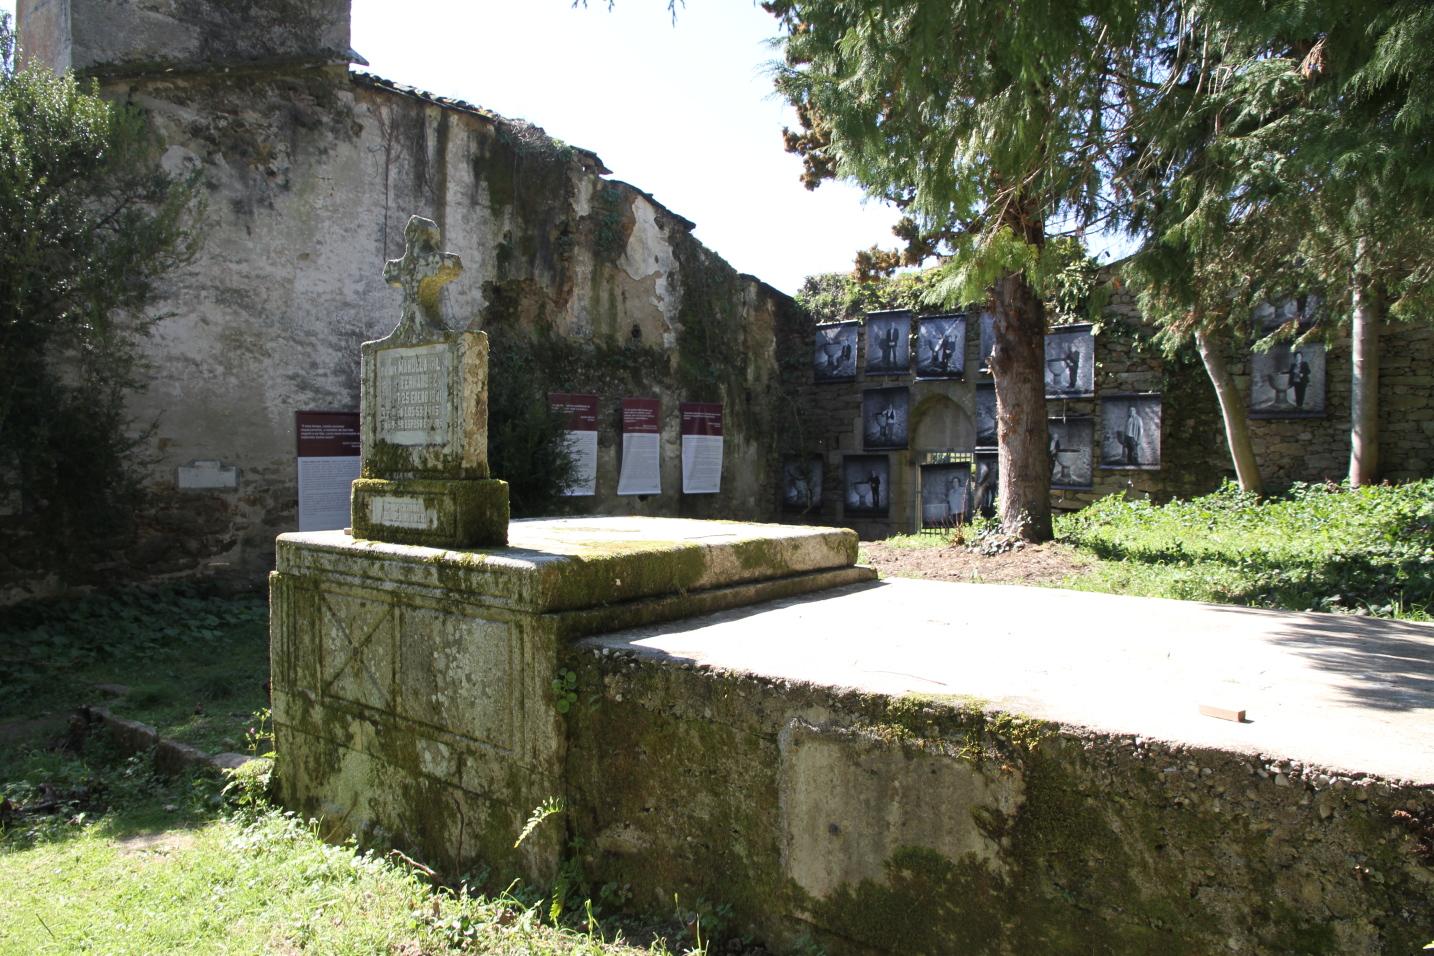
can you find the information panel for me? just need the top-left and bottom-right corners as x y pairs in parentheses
(296, 410), (360, 532)
(680, 402), (723, 494)
(549, 392), (599, 496)
(617, 397), (662, 496)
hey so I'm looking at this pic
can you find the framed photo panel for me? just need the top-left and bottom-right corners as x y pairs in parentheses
(843, 455), (890, 517)
(814, 321), (859, 383)
(781, 456), (823, 512)
(975, 383), (997, 449)
(1100, 394), (1162, 470)
(865, 310), (911, 375)
(1044, 324), (1096, 399)
(920, 462), (970, 528)
(1049, 417), (1094, 490)
(862, 386), (910, 451)
(972, 451), (998, 518)
(978, 310), (996, 374)
(1249, 342), (1325, 418)
(914, 313), (966, 379)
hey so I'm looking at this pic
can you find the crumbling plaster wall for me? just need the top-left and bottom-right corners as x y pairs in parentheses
(3, 49), (792, 594)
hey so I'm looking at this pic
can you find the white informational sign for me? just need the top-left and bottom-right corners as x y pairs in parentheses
(680, 402), (723, 494)
(616, 397), (662, 496)
(296, 411), (361, 532)
(298, 456), (362, 531)
(549, 393), (599, 496)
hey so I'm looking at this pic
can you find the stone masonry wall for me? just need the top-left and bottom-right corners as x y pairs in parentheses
(3, 3), (796, 600)
(780, 284), (1434, 537)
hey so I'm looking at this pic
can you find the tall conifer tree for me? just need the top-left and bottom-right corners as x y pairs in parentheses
(765, 0), (1162, 540)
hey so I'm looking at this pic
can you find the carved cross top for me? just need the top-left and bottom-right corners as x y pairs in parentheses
(383, 215), (463, 338)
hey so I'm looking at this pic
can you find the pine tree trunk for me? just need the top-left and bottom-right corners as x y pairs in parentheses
(990, 270), (1053, 541)
(1195, 327), (1263, 494)
(1349, 236), (1381, 487)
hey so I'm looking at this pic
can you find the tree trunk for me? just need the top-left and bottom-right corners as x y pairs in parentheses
(990, 269), (1052, 541)
(1195, 327), (1263, 494)
(1349, 235), (1381, 487)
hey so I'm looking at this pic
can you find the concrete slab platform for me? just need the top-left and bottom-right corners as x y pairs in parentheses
(582, 578), (1434, 785)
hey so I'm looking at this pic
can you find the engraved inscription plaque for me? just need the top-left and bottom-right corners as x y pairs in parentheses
(368, 495), (438, 530)
(377, 344), (452, 446)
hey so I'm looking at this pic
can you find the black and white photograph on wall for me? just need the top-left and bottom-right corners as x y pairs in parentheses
(972, 451), (998, 517)
(781, 456), (823, 512)
(920, 462), (970, 528)
(978, 310), (996, 373)
(914, 314), (966, 379)
(864, 310), (911, 375)
(1249, 341), (1326, 418)
(843, 455), (890, 516)
(1100, 394), (1162, 470)
(975, 383), (997, 448)
(814, 321), (859, 383)
(1048, 418), (1094, 489)
(1254, 295), (1321, 334)
(862, 386), (910, 450)
(1044, 324), (1096, 399)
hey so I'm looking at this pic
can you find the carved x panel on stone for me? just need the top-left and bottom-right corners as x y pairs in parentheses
(320, 592), (396, 711)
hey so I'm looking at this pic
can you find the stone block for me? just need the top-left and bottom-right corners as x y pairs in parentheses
(351, 477), (509, 548)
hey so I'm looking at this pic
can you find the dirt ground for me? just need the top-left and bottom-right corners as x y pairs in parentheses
(859, 539), (1093, 585)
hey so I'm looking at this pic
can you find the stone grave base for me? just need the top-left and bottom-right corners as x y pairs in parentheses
(269, 516), (872, 880)
(350, 476), (509, 548)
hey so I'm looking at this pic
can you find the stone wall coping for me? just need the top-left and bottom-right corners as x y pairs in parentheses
(276, 516), (861, 615)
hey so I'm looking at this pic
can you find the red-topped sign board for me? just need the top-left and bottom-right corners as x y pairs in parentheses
(679, 402), (723, 493)
(617, 397), (661, 495)
(295, 410), (360, 531)
(548, 393), (599, 496)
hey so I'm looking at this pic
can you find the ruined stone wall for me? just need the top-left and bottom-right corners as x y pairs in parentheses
(2, 11), (794, 599)
(780, 284), (1434, 537)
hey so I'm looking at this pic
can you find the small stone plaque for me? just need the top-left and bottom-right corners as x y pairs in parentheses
(368, 494), (438, 531)
(376, 344), (452, 446)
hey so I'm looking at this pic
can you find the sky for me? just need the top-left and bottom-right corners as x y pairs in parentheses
(2, 0), (907, 294)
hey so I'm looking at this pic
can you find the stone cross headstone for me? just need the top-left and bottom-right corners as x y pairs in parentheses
(350, 215), (509, 548)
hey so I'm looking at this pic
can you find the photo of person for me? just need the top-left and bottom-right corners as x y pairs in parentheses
(914, 314), (966, 379)
(1048, 418), (1094, 489)
(843, 455), (890, 516)
(973, 452), (998, 518)
(781, 457), (823, 511)
(1044, 325), (1096, 399)
(813, 321), (859, 383)
(1100, 395), (1162, 470)
(1249, 342), (1326, 418)
(978, 310), (996, 374)
(920, 463), (970, 527)
(864, 310), (912, 375)
(862, 387), (910, 450)
(975, 383), (997, 448)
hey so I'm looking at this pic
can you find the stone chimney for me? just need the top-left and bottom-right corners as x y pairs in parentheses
(15, 0), (358, 75)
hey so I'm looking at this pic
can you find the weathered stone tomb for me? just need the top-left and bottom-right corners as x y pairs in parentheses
(272, 218), (1434, 955)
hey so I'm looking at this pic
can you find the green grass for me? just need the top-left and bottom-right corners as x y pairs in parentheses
(0, 738), (708, 956)
(1053, 480), (1434, 619)
(0, 584), (270, 753)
